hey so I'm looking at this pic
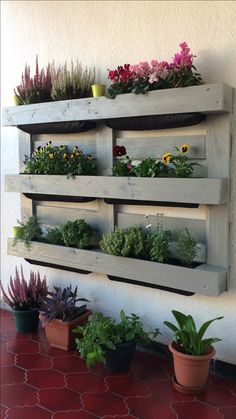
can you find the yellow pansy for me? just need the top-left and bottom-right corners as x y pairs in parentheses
(70, 154), (75, 159)
(87, 155), (93, 161)
(180, 144), (191, 154)
(48, 153), (54, 159)
(162, 152), (172, 165)
(63, 153), (67, 159)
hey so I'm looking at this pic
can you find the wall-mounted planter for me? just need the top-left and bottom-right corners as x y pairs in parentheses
(5, 175), (228, 205)
(8, 239), (227, 297)
(17, 121), (96, 135)
(105, 113), (206, 131)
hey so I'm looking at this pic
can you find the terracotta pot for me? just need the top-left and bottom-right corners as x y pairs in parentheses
(169, 342), (215, 389)
(40, 309), (92, 351)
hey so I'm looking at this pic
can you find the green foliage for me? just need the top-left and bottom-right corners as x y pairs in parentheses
(13, 216), (42, 249)
(51, 60), (95, 100)
(44, 227), (64, 246)
(132, 159), (169, 178)
(112, 157), (134, 177)
(74, 310), (160, 367)
(24, 142), (97, 177)
(170, 154), (199, 178)
(100, 226), (146, 258)
(60, 219), (92, 249)
(176, 228), (199, 267)
(149, 227), (171, 263)
(164, 310), (223, 356)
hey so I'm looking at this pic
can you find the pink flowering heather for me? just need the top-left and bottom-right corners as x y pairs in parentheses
(0, 266), (48, 310)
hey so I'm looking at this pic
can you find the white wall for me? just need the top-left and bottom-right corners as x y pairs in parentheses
(1, 1), (236, 364)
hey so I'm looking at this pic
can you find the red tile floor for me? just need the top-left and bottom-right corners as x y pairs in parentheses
(1, 309), (236, 419)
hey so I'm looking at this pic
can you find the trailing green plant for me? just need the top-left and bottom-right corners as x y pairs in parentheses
(14, 55), (52, 105)
(44, 226), (64, 246)
(0, 266), (48, 310)
(23, 142), (97, 177)
(74, 310), (160, 367)
(60, 219), (92, 249)
(176, 228), (199, 267)
(149, 227), (171, 263)
(164, 310), (223, 356)
(39, 285), (89, 322)
(13, 216), (42, 249)
(51, 60), (95, 100)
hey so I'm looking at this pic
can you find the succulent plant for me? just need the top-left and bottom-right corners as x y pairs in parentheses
(40, 285), (89, 322)
(0, 266), (48, 310)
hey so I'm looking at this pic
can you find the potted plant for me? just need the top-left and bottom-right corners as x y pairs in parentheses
(74, 310), (160, 372)
(0, 266), (48, 333)
(164, 310), (223, 394)
(39, 285), (92, 350)
(12, 216), (42, 249)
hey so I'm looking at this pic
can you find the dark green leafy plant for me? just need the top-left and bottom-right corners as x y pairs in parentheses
(100, 227), (125, 256)
(51, 60), (95, 100)
(40, 285), (89, 322)
(74, 310), (160, 367)
(100, 226), (146, 258)
(176, 228), (199, 267)
(164, 310), (223, 356)
(44, 227), (64, 245)
(60, 219), (92, 249)
(132, 158), (168, 178)
(13, 216), (42, 249)
(150, 227), (171, 263)
(23, 142), (97, 177)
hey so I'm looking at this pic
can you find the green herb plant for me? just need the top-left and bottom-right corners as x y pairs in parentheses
(13, 216), (42, 249)
(164, 310), (223, 356)
(60, 219), (92, 249)
(74, 310), (160, 367)
(176, 228), (199, 267)
(100, 226), (146, 258)
(149, 227), (171, 263)
(44, 227), (64, 246)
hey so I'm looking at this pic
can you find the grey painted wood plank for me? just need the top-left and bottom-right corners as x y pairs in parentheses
(5, 175), (228, 205)
(7, 239), (226, 296)
(117, 213), (206, 241)
(116, 135), (206, 159)
(36, 205), (99, 227)
(2, 84), (233, 127)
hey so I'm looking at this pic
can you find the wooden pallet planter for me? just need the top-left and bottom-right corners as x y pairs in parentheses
(2, 83), (232, 127)
(5, 175), (228, 205)
(8, 239), (226, 297)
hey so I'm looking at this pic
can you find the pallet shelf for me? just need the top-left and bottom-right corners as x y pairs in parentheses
(5, 175), (228, 205)
(3, 82), (233, 296)
(8, 239), (226, 297)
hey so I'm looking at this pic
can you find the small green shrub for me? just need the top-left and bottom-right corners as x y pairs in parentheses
(100, 227), (125, 256)
(44, 227), (64, 246)
(60, 219), (92, 249)
(149, 228), (171, 263)
(176, 228), (199, 267)
(13, 216), (42, 249)
(100, 226), (146, 258)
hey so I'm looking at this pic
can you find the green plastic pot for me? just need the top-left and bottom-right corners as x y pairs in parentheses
(91, 84), (106, 97)
(13, 309), (39, 333)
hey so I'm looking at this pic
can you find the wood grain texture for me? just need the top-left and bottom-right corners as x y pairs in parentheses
(5, 174), (228, 205)
(2, 84), (233, 127)
(7, 239), (226, 296)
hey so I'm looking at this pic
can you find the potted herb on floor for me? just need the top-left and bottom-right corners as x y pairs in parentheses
(164, 310), (223, 395)
(74, 310), (160, 372)
(39, 285), (92, 350)
(0, 266), (48, 333)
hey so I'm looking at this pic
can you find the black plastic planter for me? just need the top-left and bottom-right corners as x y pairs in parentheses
(24, 193), (96, 203)
(105, 340), (136, 372)
(18, 121), (96, 135)
(25, 259), (91, 275)
(104, 198), (199, 208)
(105, 113), (206, 131)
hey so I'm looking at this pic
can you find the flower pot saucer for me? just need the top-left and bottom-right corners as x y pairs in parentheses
(172, 375), (206, 395)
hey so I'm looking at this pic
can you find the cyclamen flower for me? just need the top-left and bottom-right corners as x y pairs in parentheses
(108, 64), (133, 83)
(171, 42), (193, 69)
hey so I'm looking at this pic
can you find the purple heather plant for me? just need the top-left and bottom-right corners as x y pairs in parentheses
(14, 55), (52, 105)
(0, 266), (48, 310)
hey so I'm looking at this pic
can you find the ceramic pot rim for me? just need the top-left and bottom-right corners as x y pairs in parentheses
(169, 341), (215, 360)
